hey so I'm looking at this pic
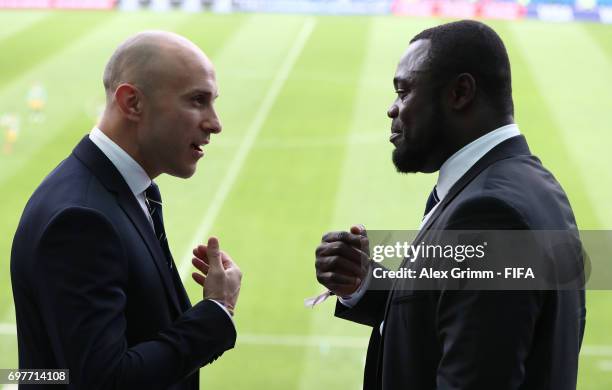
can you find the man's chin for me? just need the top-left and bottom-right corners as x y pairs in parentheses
(392, 148), (425, 173)
(168, 164), (197, 179)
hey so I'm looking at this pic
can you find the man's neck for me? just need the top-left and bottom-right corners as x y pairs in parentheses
(448, 115), (515, 157)
(97, 119), (157, 179)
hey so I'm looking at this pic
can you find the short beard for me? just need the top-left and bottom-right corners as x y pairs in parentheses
(392, 141), (430, 173)
(392, 93), (445, 174)
(392, 125), (442, 174)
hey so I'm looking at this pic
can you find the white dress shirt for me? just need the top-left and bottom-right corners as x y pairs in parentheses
(340, 124), (522, 329)
(89, 127), (234, 323)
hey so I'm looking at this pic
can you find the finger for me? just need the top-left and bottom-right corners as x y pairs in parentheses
(350, 224), (370, 253)
(193, 245), (209, 263)
(317, 271), (361, 290)
(192, 272), (205, 287)
(317, 241), (366, 263)
(315, 244), (367, 279)
(192, 257), (209, 274)
(350, 224), (367, 236)
(317, 255), (363, 277)
(207, 236), (223, 269)
(321, 231), (362, 247)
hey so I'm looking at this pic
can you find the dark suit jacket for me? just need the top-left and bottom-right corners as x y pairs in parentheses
(336, 135), (586, 390)
(11, 136), (236, 389)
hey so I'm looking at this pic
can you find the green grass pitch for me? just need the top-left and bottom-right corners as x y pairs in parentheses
(0, 10), (611, 389)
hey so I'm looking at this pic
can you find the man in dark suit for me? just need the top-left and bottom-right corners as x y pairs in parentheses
(11, 31), (241, 389)
(315, 20), (586, 389)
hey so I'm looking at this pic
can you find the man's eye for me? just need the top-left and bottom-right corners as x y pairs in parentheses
(396, 89), (409, 100)
(193, 96), (207, 105)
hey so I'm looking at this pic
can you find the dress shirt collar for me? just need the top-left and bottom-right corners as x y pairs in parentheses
(436, 123), (521, 201)
(89, 127), (151, 197)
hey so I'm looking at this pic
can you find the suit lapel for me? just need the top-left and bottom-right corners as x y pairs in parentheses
(170, 258), (193, 311)
(72, 135), (183, 315)
(115, 195), (184, 314)
(375, 135), (533, 384)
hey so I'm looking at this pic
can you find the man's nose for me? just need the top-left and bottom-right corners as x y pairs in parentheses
(210, 117), (222, 134)
(203, 110), (222, 134)
(387, 104), (399, 118)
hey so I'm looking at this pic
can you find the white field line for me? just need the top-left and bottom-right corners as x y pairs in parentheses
(597, 360), (612, 371)
(581, 345), (612, 357)
(0, 323), (16, 335)
(1, 322), (611, 356)
(178, 17), (317, 280)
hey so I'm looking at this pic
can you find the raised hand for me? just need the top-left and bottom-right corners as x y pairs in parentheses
(192, 237), (242, 314)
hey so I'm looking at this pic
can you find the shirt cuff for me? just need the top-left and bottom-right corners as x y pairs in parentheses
(207, 299), (236, 329)
(338, 263), (372, 308)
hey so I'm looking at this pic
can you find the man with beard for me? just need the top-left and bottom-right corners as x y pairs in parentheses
(314, 20), (585, 389)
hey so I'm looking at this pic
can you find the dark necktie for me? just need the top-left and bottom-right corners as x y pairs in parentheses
(423, 185), (440, 218)
(145, 182), (172, 269)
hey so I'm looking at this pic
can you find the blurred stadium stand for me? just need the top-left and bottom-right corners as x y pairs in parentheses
(0, 0), (610, 23)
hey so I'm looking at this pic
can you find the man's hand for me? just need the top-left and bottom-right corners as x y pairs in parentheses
(191, 237), (242, 314)
(315, 224), (370, 297)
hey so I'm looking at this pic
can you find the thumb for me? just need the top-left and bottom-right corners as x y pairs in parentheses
(350, 224), (367, 237)
(351, 224), (370, 254)
(207, 236), (223, 269)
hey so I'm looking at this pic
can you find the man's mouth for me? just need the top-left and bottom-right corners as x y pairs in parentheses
(390, 131), (402, 144)
(191, 143), (203, 152)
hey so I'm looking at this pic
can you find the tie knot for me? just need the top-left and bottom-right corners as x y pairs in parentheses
(423, 185), (440, 217)
(145, 182), (162, 206)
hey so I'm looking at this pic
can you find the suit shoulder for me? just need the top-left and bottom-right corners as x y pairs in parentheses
(445, 195), (527, 230)
(480, 154), (565, 200)
(14, 153), (117, 251)
(25, 154), (112, 219)
(44, 205), (115, 232)
(458, 154), (576, 229)
(37, 153), (95, 202)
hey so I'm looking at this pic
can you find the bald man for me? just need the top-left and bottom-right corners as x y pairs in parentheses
(11, 31), (241, 389)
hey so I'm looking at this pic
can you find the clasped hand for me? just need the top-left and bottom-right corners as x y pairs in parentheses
(315, 225), (370, 297)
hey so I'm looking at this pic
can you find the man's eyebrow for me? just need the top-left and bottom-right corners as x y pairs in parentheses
(186, 89), (219, 99)
(393, 76), (412, 89)
(393, 76), (406, 89)
(189, 89), (211, 96)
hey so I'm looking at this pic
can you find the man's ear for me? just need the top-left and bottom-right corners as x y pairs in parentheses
(449, 73), (476, 111)
(114, 83), (143, 121)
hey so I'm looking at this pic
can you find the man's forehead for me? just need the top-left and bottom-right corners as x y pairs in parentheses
(188, 77), (219, 96)
(164, 49), (217, 90)
(176, 70), (218, 95)
(395, 39), (431, 81)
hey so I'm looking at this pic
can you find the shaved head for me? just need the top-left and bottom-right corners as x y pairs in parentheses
(102, 30), (212, 101)
(99, 30), (221, 179)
